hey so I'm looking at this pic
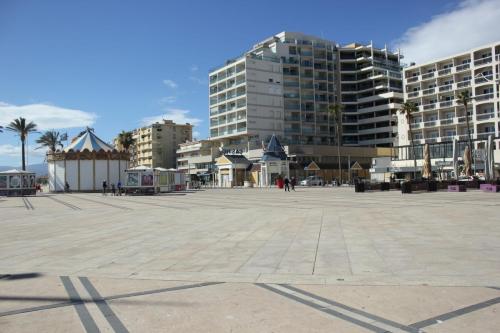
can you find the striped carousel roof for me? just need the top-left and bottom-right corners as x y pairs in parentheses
(64, 129), (114, 152)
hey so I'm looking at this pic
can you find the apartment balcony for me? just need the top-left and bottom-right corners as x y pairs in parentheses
(285, 128), (300, 134)
(425, 138), (438, 144)
(474, 92), (494, 102)
(284, 116), (301, 121)
(407, 91), (420, 98)
(301, 95), (314, 101)
(284, 81), (300, 88)
(474, 56), (492, 66)
(438, 136), (456, 142)
(422, 87), (436, 96)
(439, 100), (454, 108)
(423, 120), (438, 128)
(407, 76), (419, 83)
(421, 72), (435, 80)
(438, 84), (453, 92)
(422, 103), (436, 111)
(284, 104), (300, 110)
(456, 80), (471, 88)
(438, 68), (452, 76)
(476, 112), (496, 121)
(454, 116), (472, 124)
(410, 123), (421, 129)
(455, 63), (470, 72)
(440, 118), (454, 125)
(474, 74), (494, 85)
(476, 131), (496, 140)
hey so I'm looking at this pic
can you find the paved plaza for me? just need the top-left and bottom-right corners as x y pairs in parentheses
(1, 188), (500, 332)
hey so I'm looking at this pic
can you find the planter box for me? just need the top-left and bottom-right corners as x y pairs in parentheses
(481, 184), (500, 192)
(448, 185), (466, 192)
(380, 182), (390, 191)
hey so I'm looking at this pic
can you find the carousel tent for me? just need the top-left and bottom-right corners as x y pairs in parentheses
(48, 129), (130, 192)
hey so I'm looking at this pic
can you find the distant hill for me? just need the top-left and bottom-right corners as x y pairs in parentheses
(0, 163), (48, 176)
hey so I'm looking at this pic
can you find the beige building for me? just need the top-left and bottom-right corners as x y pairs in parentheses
(128, 120), (192, 169)
(176, 140), (218, 177)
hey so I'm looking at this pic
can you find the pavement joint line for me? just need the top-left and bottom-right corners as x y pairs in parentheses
(0, 280), (224, 318)
(67, 194), (132, 210)
(60, 276), (100, 333)
(79, 276), (129, 333)
(21, 197), (34, 210)
(488, 286), (500, 291)
(255, 283), (389, 333)
(312, 209), (325, 275)
(111, 197), (185, 211)
(280, 284), (419, 333)
(43, 195), (81, 210)
(409, 295), (500, 329)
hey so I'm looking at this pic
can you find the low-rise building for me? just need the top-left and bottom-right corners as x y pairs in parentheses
(176, 140), (218, 182)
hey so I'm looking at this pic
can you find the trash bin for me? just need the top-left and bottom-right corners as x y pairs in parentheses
(354, 183), (365, 193)
(276, 178), (284, 189)
(427, 181), (437, 192)
(401, 181), (412, 194)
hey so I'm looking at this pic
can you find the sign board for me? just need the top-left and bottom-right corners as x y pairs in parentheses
(219, 148), (244, 155)
(350, 161), (363, 170)
(304, 161), (320, 171)
(436, 161), (453, 167)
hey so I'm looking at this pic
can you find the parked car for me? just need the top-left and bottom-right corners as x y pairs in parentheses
(300, 176), (324, 186)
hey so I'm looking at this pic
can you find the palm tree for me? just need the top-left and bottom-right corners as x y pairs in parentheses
(328, 104), (343, 184)
(6, 117), (38, 171)
(400, 101), (419, 179)
(457, 90), (474, 175)
(36, 130), (67, 152)
(117, 130), (136, 152)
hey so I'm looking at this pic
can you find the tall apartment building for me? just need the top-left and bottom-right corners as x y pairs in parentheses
(339, 43), (403, 147)
(400, 41), (500, 149)
(128, 120), (192, 169)
(208, 31), (403, 151)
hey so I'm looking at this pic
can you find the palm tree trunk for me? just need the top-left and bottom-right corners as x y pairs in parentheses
(410, 135), (417, 180)
(336, 124), (342, 184)
(464, 102), (474, 175)
(21, 138), (26, 171)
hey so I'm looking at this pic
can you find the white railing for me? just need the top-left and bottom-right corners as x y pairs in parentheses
(455, 63), (470, 71)
(476, 112), (495, 121)
(474, 56), (492, 66)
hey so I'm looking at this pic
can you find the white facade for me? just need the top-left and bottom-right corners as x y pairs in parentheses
(401, 41), (500, 149)
(48, 159), (127, 192)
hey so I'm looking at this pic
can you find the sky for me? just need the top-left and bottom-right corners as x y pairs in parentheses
(1, 0), (500, 166)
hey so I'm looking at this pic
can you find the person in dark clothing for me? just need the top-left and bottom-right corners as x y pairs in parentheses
(64, 181), (70, 193)
(111, 183), (116, 196)
(102, 180), (107, 195)
(117, 181), (122, 196)
(290, 177), (296, 191)
(284, 177), (290, 192)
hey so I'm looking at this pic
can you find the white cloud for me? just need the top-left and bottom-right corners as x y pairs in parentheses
(190, 65), (199, 72)
(141, 108), (202, 126)
(0, 102), (97, 130)
(0, 144), (46, 158)
(189, 76), (206, 85)
(394, 0), (500, 64)
(159, 96), (177, 104)
(163, 79), (178, 89)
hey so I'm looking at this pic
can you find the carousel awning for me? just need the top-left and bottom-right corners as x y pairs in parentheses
(0, 169), (34, 174)
(64, 129), (114, 152)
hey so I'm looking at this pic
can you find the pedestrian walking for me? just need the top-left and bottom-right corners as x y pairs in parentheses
(64, 181), (70, 193)
(111, 183), (116, 196)
(290, 177), (296, 191)
(102, 180), (107, 195)
(117, 181), (122, 196)
(284, 177), (290, 192)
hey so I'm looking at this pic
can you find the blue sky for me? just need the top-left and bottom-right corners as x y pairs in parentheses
(1, 0), (500, 166)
